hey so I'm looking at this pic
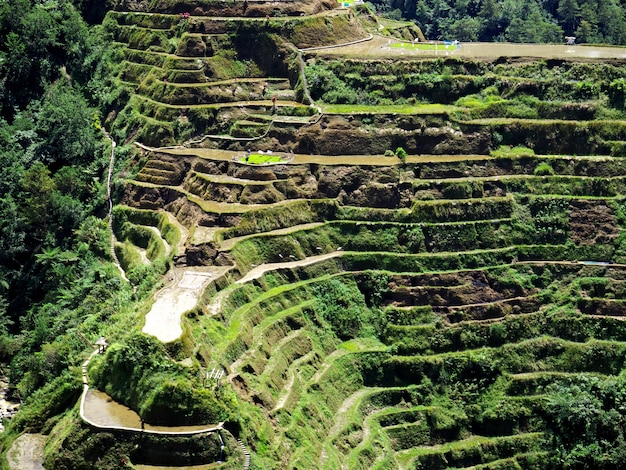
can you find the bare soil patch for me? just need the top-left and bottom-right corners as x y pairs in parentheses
(569, 200), (618, 246)
(7, 433), (45, 470)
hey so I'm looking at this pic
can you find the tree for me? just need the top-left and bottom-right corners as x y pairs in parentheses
(0, 195), (27, 265)
(414, 0), (434, 37)
(35, 82), (97, 166)
(506, 9), (564, 43)
(546, 379), (626, 468)
(19, 161), (56, 233)
(478, 0), (504, 40)
(575, 19), (597, 43)
(2, 32), (31, 111)
(449, 17), (483, 41)
(0, 0), (92, 118)
(557, 0), (580, 34)
(597, 0), (626, 44)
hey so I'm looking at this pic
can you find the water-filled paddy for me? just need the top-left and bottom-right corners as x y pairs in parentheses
(317, 35), (626, 59)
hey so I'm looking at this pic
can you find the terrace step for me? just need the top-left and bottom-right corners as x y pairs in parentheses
(135, 159), (188, 186)
(507, 371), (609, 396)
(396, 432), (544, 470)
(219, 222), (325, 251)
(459, 451), (551, 469)
(271, 349), (320, 413)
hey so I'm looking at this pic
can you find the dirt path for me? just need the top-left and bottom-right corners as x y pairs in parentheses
(133, 94), (309, 110)
(7, 433), (45, 470)
(137, 246), (150, 264)
(310, 352), (345, 385)
(120, 7), (346, 23)
(446, 295), (533, 310)
(272, 350), (317, 413)
(236, 251), (344, 285)
(154, 146), (494, 166)
(228, 328), (303, 384)
(220, 222), (324, 251)
(346, 412), (383, 470)
(151, 77), (289, 89)
(329, 389), (372, 436)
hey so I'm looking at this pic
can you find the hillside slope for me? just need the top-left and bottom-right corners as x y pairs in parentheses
(6, 1), (626, 469)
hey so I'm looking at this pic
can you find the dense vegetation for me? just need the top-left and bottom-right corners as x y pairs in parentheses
(370, 0), (626, 43)
(306, 56), (626, 112)
(0, 0), (178, 466)
(4, 0), (626, 469)
(0, 0), (112, 392)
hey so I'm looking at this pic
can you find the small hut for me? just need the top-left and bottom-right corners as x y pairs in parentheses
(95, 337), (108, 354)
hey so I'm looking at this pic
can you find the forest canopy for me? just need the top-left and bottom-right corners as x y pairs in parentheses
(0, 0), (124, 401)
(4, 0), (626, 468)
(369, 0), (626, 44)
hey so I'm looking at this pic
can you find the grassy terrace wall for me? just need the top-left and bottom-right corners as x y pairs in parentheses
(106, 5), (626, 156)
(300, 56), (626, 155)
(49, 4), (626, 467)
(115, 142), (626, 467)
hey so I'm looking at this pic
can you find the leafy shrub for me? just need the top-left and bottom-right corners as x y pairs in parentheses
(534, 162), (555, 176)
(312, 277), (383, 339)
(8, 371), (82, 432)
(140, 378), (230, 425)
(322, 87), (359, 105)
(609, 78), (626, 109)
(441, 182), (473, 199)
(90, 333), (230, 426)
(395, 147), (408, 162)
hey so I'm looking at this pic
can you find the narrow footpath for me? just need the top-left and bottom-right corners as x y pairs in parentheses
(102, 129), (131, 285)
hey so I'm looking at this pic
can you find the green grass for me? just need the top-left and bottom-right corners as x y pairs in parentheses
(241, 153), (289, 164)
(389, 41), (460, 51)
(491, 145), (536, 158)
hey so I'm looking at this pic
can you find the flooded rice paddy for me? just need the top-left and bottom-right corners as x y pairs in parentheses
(83, 389), (216, 433)
(316, 35), (626, 59)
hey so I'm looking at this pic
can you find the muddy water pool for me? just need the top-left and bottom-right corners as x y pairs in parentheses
(83, 389), (215, 432)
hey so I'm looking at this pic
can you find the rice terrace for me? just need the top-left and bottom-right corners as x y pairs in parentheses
(5, 0), (626, 469)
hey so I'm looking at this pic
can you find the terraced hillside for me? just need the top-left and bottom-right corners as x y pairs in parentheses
(104, 0), (382, 147)
(89, 1), (626, 469)
(119, 147), (626, 467)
